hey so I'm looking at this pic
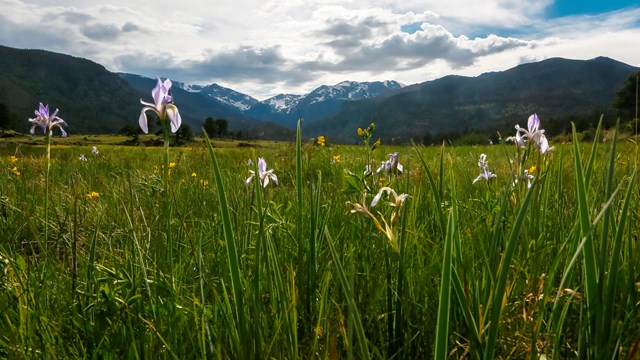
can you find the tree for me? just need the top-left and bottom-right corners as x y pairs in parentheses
(203, 117), (216, 137)
(203, 117), (229, 138)
(613, 72), (640, 121)
(173, 123), (194, 145)
(119, 125), (142, 141)
(0, 103), (17, 134)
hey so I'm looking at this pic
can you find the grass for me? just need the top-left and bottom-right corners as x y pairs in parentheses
(0, 124), (639, 359)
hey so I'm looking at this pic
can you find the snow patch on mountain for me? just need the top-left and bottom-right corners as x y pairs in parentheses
(262, 94), (305, 113)
(167, 77), (404, 115)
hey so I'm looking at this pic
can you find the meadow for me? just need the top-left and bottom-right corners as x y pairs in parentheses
(0, 121), (639, 359)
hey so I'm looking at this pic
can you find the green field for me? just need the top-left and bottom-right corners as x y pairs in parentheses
(0, 123), (639, 359)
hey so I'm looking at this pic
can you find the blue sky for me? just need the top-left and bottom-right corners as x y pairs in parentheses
(0, 0), (638, 99)
(549, 0), (640, 17)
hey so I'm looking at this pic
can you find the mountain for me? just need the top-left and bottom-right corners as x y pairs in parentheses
(175, 81), (261, 111)
(118, 73), (259, 132)
(247, 80), (405, 127)
(308, 57), (639, 143)
(0, 45), (294, 139)
(164, 78), (405, 129)
(1, 44), (637, 143)
(0, 45), (142, 134)
(119, 74), (296, 140)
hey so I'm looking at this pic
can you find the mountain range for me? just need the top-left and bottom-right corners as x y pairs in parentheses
(1, 44), (637, 142)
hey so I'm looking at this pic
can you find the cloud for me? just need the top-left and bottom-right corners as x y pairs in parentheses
(1, 0), (638, 99)
(57, 11), (94, 24)
(304, 15), (531, 74)
(122, 22), (140, 32)
(81, 23), (121, 41)
(114, 45), (317, 88)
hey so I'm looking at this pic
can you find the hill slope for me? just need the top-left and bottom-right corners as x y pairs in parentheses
(0, 45), (142, 134)
(309, 57), (639, 142)
(0, 45), (291, 138)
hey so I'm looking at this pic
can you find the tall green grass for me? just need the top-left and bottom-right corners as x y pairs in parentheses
(0, 120), (638, 359)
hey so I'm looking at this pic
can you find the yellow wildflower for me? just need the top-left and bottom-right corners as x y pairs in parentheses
(317, 136), (326, 147)
(191, 172), (197, 177)
(11, 167), (20, 176)
(169, 162), (176, 168)
(528, 165), (536, 174)
(84, 191), (100, 200)
(200, 179), (209, 187)
(9, 156), (18, 163)
(332, 154), (341, 163)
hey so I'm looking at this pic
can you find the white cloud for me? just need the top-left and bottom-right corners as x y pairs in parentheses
(0, 0), (638, 99)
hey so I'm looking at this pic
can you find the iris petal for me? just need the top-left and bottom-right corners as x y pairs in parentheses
(139, 110), (149, 134)
(166, 105), (182, 133)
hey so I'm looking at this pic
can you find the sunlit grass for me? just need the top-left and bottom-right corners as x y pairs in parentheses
(0, 126), (638, 359)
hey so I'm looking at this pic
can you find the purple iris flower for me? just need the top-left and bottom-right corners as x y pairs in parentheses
(139, 77), (182, 134)
(29, 102), (67, 137)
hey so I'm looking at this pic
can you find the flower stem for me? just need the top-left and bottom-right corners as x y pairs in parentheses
(163, 123), (174, 288)
(44, 133), (51, 251)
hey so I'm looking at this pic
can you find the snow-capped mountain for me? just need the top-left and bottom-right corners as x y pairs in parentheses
(174, 81), (260, 111)
(197, 83), (260, 111)
(250, 80), (405, 127)
(261, 80), (404, 114)
(121, 73), (405, 129)
(172, 78), (404, 120)
(305, 80), (404, 105)
(262, 94), (305, 114)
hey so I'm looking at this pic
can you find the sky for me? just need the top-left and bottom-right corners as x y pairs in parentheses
(1, 0), (639, 100)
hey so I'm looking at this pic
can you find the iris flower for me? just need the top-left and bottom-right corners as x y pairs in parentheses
(472, 153), (497, 184)
(245, 157), (278, 188)
(507, 113), (554, 154)
(377, 152), (404, 174)
(371, 186), (409, 209)
(513, 169), (534, 188)
(29, 102), (67, 137)
(348, 186), (409, 252)
(139, 77), (182, 134)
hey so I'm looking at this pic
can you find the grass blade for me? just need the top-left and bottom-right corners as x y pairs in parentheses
(412, 141), (446, 236)
(434, 207), (455, 360)
(571, 123), (598, 352)
(324, 227), (371, 360)
(484, 179), (536, 360)
(204, 132), (250, 359)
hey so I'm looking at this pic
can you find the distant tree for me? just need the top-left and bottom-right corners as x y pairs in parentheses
(613, 72), (640, 121)
(0, 103), (17, 134)
(455, 132), (490, 146)
(119, 125), (142, 141)
(215, 119), (229, 137)
(173, 123), (194, 145)
(203, 117), (229, 138)
(203, 117), (216, 137)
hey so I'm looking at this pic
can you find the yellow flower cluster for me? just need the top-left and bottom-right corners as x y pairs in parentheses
(84, 191), (100, 200)
(332, 154), (341, 163)
(11, 167), (20, 176)
(317, 135), (326, 147)
(154, 162), (178, 174)
(9, 156), (18, 163)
